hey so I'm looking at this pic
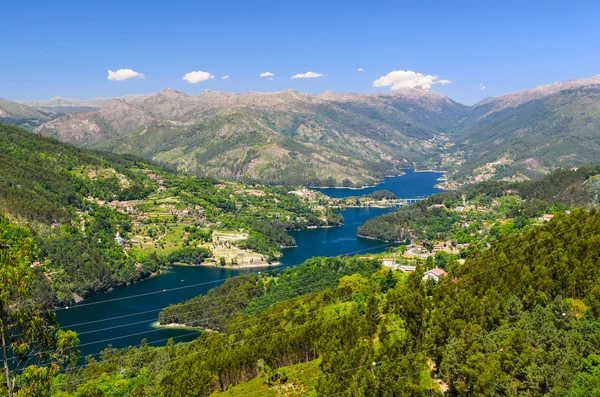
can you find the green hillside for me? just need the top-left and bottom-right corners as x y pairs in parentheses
(357, 166), (600, 243)
(0, 97), (55, 129)
(453, 87), (600, 180)
(0, 123), (343, 305)
(34, 89), (467, 186)
(38, 210), (600, 396)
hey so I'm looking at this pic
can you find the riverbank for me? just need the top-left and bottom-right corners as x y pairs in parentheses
(413, 169), (447, 173)
(197, 261), (280, 269)
(55, 267), (168, 309)
(356, 234), (404, 244)
(308, 172), (406, 191)
(151, 321), (215, 332)
(57, 172), (442, 358)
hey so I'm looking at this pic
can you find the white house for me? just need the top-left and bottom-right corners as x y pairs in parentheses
(423, 267), (447, 282)
(381, 258), (397, 267)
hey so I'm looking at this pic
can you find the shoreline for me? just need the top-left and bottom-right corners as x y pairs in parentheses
(56, 268), (167, 309)
(151, 321), (211, 332)
(356, 234), (404, 244)
(309, 169), (446, 192)
(197, 261), (280, 269)
(344, 204), (397, 209)
(307, 172), (407, 190)
(413, 169), (447, 174)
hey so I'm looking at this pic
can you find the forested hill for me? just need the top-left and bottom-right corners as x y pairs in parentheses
(357, 166), (600, 243)
(42, 209), (600, 396)
(0, 123), (343, 306)
(0, 122), (164, 223)
(452, 77), (600, 181)
(0, 123), (185, 304)
(18, 74), (600, 186)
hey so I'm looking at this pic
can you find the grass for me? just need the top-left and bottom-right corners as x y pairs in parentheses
(213, 230), (249, 242)
(209, 245), (264, 265)
(211, 359), (321, 397)
(132, 224), (188, 255)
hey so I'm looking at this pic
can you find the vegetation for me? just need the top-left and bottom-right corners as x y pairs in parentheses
(453, 87), (600, 181)
(0, 123), (344, 306)
(158, 256), (382, 330)
(358, 166), (600, 243)
(369, 190), (397, 200)
(0, 216), (79, 397)
(166, 247), (212, 265)
(9, 209), (590, 396)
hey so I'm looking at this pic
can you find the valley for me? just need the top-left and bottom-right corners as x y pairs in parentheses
(3, 75), (600, 190)
(4, 2), (600, 395)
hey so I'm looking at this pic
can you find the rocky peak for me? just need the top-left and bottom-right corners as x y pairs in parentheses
(477, 74), (600, 114)
(155, 88), (190, 98)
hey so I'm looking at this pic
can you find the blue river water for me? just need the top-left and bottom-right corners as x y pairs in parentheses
(56, 170), (443, 358)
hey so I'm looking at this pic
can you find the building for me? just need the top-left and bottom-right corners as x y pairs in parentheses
(381, 258), (397, 267)
(406, 244), (427, 254)
(539, 214), (555, 222)
(398, 265), (416, 273)
(423, 267), (447, 282)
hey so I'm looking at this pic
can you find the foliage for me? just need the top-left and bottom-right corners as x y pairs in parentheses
(358, 166), (600, 243)
(0, 216), (79, 396)
(369, 190), (397, 200)
(166, 247), (212, 265)
(53, 209), (600, 396)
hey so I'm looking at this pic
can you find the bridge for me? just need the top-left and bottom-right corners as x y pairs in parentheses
(392, 197), (427, 207)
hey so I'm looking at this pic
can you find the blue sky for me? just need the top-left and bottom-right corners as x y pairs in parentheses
(1, 0), (599, 104)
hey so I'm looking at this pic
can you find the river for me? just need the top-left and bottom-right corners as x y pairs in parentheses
(57, 170), (443, 358)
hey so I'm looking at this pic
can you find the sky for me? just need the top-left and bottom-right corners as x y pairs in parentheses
(1, 0), (599, 105)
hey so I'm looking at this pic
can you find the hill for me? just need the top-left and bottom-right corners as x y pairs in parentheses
(0, 123), (344, 305)
(16, 74), (600, 186)
(0, 97), (55, 129)
(33, 88), (467, 186)
(451, 75), (600, 182)
(42, 210), (600, 396)
(357, 166), (600, 243)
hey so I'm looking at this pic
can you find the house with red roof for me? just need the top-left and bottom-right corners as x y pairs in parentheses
(423, 267), (447, 282)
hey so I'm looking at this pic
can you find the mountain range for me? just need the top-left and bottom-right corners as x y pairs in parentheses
(3, 75), (600, 186)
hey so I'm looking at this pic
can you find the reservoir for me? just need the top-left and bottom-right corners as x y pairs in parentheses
(57, 170), (443, 358)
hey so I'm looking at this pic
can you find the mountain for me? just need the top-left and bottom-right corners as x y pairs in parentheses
(21, 74), (600, 185)
(453, 75), (600, 180)
(20, 95), (148, 114)
(34, 88), (468, 186)
(0, 97), (55, 129)
(357, 166), (600, 243)
(0, 122), (346, 304)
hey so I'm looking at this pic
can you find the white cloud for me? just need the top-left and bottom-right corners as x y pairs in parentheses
(182, 70), (214, 84)
(373, 70), (451, 91)
(357, 68), (365, 72)
(269, 77), (273, 81)
(222, 75), (231, 80)
(260, 71), (274, 77)
(291, 71), (325, 79)
(107, 69), (145, 81)
(477, 82), (486, 90)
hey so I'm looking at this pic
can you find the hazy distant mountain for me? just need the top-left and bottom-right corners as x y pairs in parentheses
(35, 88), (467, 186)
(454, 75), (600, 179)
(21, 95), (148, 114)
(0, 97), (55, 129)
(15, 74), (600, 185)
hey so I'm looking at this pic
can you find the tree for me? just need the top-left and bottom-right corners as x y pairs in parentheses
(0, 217), (79, 396)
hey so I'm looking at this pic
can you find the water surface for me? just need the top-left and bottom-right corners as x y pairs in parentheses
(57, 171), (443, 358)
